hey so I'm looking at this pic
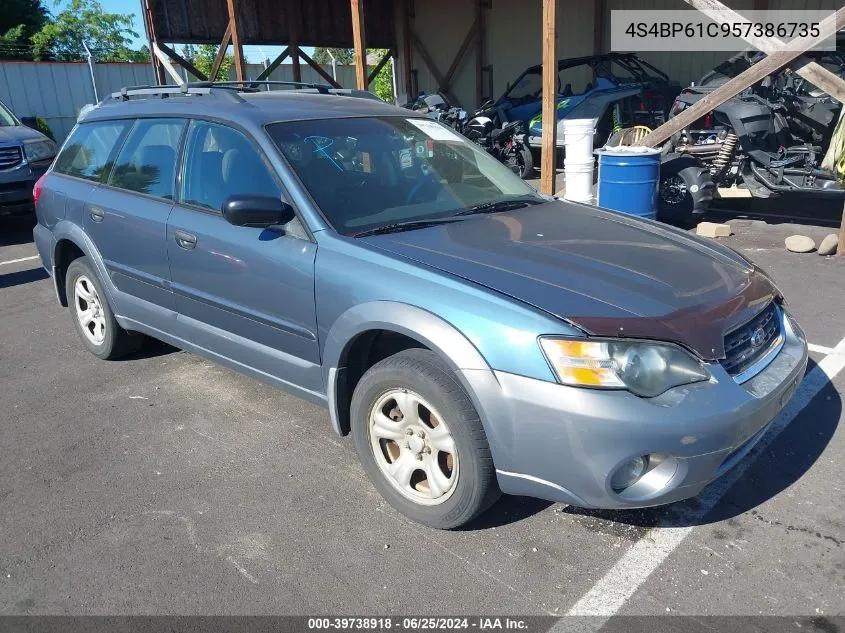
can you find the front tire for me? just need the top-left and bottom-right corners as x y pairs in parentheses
(657, 154), (714, 226)
(350, 349), (500, 529)
(65, 257), (143, 360)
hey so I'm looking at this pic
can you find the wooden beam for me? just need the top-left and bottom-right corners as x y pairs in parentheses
(540, 0), (558, 196)
(210, 21), (232, 82)
(475, 0), (483, 106)
(290, 45), (302, 83)
(441, 19), (479, 94)
(141, 0), (166, 85)
(351, 0), (368, 89)
(152, 42), (185, 86)
(156, 41), (208, 81)
(682, 0), (845, 104)
(409, 30), (459, 104)
(367, 50), (391, 85)
(255, 47), (290, 81)
(299, 48), (343, 88)
(401, 0), (413, 99)
(225, 0), (245, 82)
(642, 6), (845, 147)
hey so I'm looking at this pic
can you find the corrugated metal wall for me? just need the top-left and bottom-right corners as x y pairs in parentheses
(0, 61), (361, 142)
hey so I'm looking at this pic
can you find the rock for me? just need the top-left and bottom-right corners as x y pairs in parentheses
(818, 233), (839, 256)
(785, 235), (816, 253)
(696, 222), (732, 238)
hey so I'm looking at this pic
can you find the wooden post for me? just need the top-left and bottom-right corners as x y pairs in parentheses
(351, 0), (368, 90)
(141, 0), (166, 85)
(226, 0), (246, 82)
(540, 0), (558, 196)
(593, 0), (605, 55)
(156, 42), (208, 81)
(475, 0), (484, 107)
(401, 0), (413, 99)
(210, 22), (233, 81)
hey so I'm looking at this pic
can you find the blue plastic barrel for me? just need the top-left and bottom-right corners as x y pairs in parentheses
(596, 147), (663, 220)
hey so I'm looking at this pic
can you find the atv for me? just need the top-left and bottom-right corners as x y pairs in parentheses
(657, 48), (845, 224)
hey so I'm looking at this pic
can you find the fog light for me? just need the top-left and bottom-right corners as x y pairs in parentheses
(610, 456), (648, 492)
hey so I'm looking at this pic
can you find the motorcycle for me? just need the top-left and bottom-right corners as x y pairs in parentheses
(404, 93), (535, 179)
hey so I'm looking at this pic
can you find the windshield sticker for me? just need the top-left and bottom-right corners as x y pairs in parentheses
(399, 148), (413, 169)
(406, 118), (464, 143)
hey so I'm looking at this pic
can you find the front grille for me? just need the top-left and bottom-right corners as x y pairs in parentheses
(721, 302), (780, 376)
(0, 146), (23, 170)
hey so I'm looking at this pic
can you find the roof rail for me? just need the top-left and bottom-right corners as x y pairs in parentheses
(192, 80), (333, 93)
(103, 84), (247, 104)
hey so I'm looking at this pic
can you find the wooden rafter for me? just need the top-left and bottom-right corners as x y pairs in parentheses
(540, 0), (558, 195)
(367, 50), (392, 85)
(641, 6), (845, 148)
(298, 48), (343, 88)
(156, 41), (208, 81)
(225, 0), (245, 81)
(255, 47), (290, 81)
(351, 0), (368, 89)
(209, 21), (232, 82)
(152, 42), (185, 85)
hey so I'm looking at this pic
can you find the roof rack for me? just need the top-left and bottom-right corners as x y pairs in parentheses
(101, 80), (371, 107)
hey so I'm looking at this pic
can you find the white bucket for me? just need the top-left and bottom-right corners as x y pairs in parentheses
(562, 118), (597, 163)
(563, 158), (594, 203)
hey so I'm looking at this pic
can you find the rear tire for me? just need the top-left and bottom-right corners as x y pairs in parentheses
(657, 154), (714, 226)
(350, 349), (500, 529)
(65, 256), (143, 360)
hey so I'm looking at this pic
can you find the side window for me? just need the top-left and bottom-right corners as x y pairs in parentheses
(107, 118), (185, 199)
(181, 121), (281, 212)
(53, 121), (128, 181)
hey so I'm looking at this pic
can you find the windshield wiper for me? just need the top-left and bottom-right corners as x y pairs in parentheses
(352, 217), (463, 238)
(452, 198), (543, 217)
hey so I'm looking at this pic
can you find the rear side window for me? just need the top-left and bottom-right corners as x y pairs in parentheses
(54, 121), (128, 181)
(107, 118), (185, 199)
(181, 121), (280, 212)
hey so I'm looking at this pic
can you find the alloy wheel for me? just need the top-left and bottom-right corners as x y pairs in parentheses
(368, 389), (459, 506)
(73, 275), (106, 345)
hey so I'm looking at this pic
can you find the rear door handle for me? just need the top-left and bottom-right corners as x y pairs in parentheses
(89, 207), (104, 222)
(174, 230), (197, 250)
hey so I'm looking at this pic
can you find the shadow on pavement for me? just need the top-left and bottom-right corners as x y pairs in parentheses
(562, 356), (841, 529)
(0, 215), (37, 247)
(704, 196), (843, 229)
(460, 495), (554, 531)
(0, 267), (48, 289)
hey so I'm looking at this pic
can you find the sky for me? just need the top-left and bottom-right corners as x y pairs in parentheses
(53, 0), (309, 63)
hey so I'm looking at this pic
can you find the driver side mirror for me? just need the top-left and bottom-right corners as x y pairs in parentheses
(222, 194), (296, 228)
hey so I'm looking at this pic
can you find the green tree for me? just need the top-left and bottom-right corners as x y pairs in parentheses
(192, 44), (233, 81)
(313, 47), (354, 65)
(368, 49), (394, 103)
(31, 0), (138, 61)
(0, 0), (49, 60)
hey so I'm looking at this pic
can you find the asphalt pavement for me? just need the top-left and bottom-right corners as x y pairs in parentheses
(1, 212), (843, 617)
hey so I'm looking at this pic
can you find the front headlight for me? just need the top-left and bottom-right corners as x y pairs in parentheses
(23, 139), (57, 163)
(539, 337), (710, 398)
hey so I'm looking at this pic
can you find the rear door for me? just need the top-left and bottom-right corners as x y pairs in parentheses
(166, 120), (320, 392)
(85, 118), (186, 317)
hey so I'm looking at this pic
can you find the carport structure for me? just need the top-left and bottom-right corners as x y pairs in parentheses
(143, 0), (845, 223)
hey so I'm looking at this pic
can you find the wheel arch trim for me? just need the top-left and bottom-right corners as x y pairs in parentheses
(51, 222), (119, 312)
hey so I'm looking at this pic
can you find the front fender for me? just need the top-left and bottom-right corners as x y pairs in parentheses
(322, 302), (518, 469)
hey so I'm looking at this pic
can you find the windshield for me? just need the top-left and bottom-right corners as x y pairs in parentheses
(267, 116), (543, 235)
(0, 100), (18, 127)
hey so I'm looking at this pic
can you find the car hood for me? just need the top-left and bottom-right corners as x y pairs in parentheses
(0, 125), (46, 145)
(361, 201), (778, 360)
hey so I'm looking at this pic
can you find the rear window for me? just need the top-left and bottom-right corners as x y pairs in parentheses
(54, 121), (129, 181)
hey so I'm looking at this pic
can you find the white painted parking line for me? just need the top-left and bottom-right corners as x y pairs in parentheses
(808, 343), (837, 355)
(565, 336), (845, 618)
(0, 255), (39, 266)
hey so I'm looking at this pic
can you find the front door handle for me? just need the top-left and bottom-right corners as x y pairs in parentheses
(89, 207), (104, 222)
(174, 230), (197, 250)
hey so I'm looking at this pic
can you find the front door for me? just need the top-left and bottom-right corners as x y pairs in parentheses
(166, 120), (320, 393)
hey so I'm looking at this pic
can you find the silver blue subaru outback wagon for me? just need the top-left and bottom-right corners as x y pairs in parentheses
(32, 84), (808, 529)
